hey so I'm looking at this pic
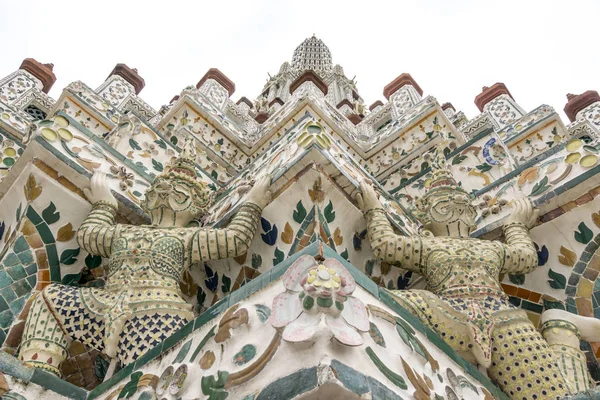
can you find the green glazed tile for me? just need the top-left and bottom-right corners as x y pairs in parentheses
(0, 272), (13, 288)
(17, 250), (34, 265)
(6, 265), (27, 281)
(0, 286), (16, 303)
(2, 253), (21, 267)
(13, 236), (29, 253)
(0, 310), (14, 329)
(31, 368), (87, 400)
(0, 296), (8, 312)
(36, 223), (55, 245)
(12, 279), (31, 297)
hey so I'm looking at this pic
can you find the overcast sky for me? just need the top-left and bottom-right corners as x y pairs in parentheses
(1, 0), (598, 122)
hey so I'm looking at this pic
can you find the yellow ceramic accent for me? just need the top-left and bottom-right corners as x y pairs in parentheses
(58, 128), (73, 142)
(318, 265), (326, 271)
(565, 152), (581, 165)
(111, 115), (119, 123)
(323, 281), (332, 289)
(566, 139), (583, 152)
(328, 268), (336, 275)
(41, 128), (58, 142)
(332, 281), (340, 288)
(332, 276), (341, 283)
(3, 148), (16, 157)
(1, 113), (9, 120)
(55, 115), (69, 127)
(307, 276), (316, 284)
(313, 281), (322, 287)
(580, 155), (598, 168)
(309, 270), (317, 276)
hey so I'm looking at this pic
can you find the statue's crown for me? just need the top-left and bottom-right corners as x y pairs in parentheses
(163, 136), (199, 180)
(427, 140), (458, 191)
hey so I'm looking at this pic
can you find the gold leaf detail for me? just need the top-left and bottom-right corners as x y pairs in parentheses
(233, 252), (247, 265)
(517, 167), (538, 186)
(468, 170), (491, 186)
(333, 227), (343, 246)
(179, 269), (198, 297)
(281, 222), (294, 244)
(24, 174), (42, 202)
(592, 212), (600, 229)
(199, 350), (216, 370)
(56, 223), (75, 242)
(558, 246), (577, 267)
(308, 177), (325, 203)
(77, 158), (102, 172)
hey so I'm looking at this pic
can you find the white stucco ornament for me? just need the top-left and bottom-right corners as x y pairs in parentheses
(269, 255), (369, 345)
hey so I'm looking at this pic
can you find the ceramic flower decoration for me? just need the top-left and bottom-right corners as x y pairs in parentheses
(269, 255), (369, 345)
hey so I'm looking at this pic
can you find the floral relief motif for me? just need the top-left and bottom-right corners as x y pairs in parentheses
(270, 255), (369, 345)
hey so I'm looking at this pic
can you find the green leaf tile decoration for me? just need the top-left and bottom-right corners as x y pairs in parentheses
(60, 248), (80, 265)
(190, 325), (216, 362)
(61, 272), (82, 286)
(273, 247), (284, 266)
(529, 176), (551, 197)
(547, 268), (567, 289)
(340, 248), (349, 261)
(129, 138), (142, 150)
(369, 322), (386, 347)
(255, 304), (271, 323)
(221, 275), (232, 293)
(508, 274), (525, 285)
(174, 339), (193, 363)
(41, 202), (60, 225)
(324, 200), (335, 223)
(543, 299), (565, 310)
(201, 370), (230, 400)
(233, 344), (256, 365)
(118, 371), (143, 399)
(365, 346), (407, 390)
(152, 159), (164, 172)
(85, 254), (102, 268)
(574, 222), (593, 244)
(293, 200), (307, 223)
(251, 254), (262, 269)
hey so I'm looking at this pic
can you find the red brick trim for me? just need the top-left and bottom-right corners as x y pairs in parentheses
(474, 83), (513, 112)
(196, 68), (235, 97)
(289, 71), (328, 96)
(383, 73), (423, 100)
(564, 90), (600, 122)
(337, 99), (353, 110)
(369, 100), (384, 111)
(237, 97), (253, 109)
(19, 58), (56, 94)
(107, 64), (145, 95)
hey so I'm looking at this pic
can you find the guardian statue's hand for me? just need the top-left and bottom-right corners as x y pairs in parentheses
(355, 178), (383, 213)
(506, 198), (540, 229)
(246, 174), (272, 209)
(83, 172), (118, 208)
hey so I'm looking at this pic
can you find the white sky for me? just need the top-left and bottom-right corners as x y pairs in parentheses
(1, 0), (598, 122)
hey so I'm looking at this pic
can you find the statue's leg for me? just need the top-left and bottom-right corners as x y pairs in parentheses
(19, 284), (106, 376)
(116, 311), (189, 366)
(19, 289), (70, 376)
(488, 319), (570, 400)
(389, 290), (475, 363)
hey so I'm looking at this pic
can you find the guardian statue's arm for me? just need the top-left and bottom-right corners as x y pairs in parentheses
(77, 173), (118, 257)
(190, 175), (272, 262)
(356, 180), (424, 273)
(499, 198), (540, 275)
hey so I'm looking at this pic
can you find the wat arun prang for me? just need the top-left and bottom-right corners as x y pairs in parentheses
(0, 36), (599, 399)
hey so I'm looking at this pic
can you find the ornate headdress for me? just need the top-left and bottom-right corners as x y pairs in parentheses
(412, 136), (471, 223)
(146, 137), (214, 214)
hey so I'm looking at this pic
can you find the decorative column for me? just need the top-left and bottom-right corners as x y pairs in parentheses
(369, 100), (384, 113)
(441, 102), (455, 117)
(383, 73), (422, 118)
(564, 90), (600, 133)
(474, 82), (525, 130)
(96, 63), (145, 108)
(236, 97), (253, 115)
(196, 68), (235, 110)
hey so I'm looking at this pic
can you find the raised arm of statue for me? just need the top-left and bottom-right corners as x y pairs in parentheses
(190, 175), (272, 262)
(355, 180), (423, 273)
(77, 172), (119, 258)
(499, 198), (540, 275)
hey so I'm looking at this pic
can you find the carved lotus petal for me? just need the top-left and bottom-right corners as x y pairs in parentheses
(325, 314), (363, 346)
(323, 258), (355, 295)
(341, 296), (369, 332)
(270, 292), (303, 328)
(282, 312), (320, 343)
(282, 255), (317, 292)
